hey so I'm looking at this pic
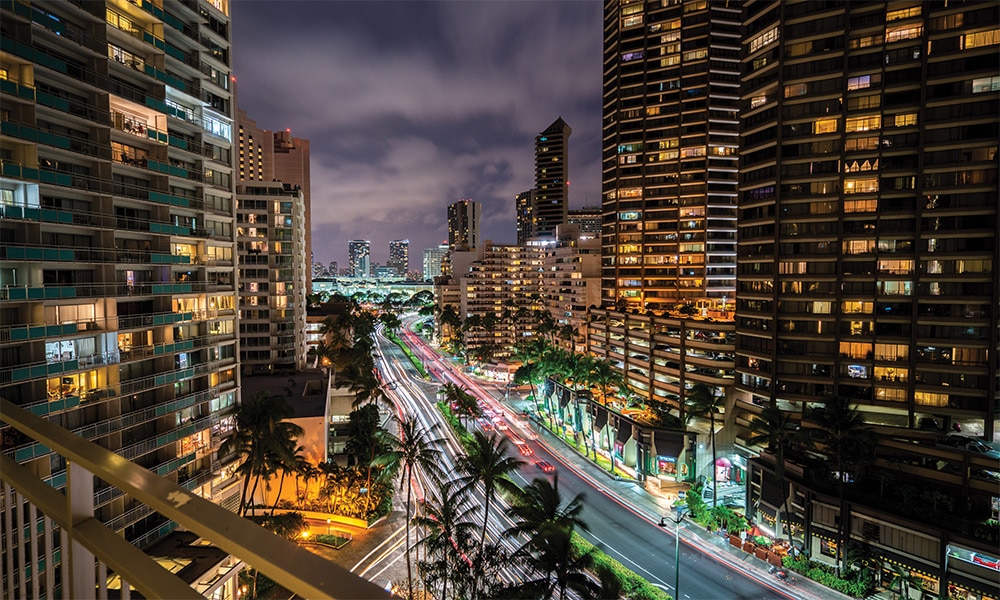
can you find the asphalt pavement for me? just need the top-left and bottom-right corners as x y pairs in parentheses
(495, 389), (853, 600)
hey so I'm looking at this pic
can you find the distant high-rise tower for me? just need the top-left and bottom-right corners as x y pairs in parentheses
(567, 206), (602, 237)
(348, 240), (371, 278)
(532, 118), (572, 239)
(602, 1), (740, 311)
(236, 110), (309, 374)
(388, 239), (410, 275)
(447, 199), (481, 252)
(237, 111), (312, 290)
(423, 244), (449, 281)
(328, 261), (338, 277)
(515, 190), (535, 245)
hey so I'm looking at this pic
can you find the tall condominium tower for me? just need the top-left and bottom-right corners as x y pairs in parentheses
(423, 244), (448, 281)
(388, 239), (409, 275)
(515, 189), (534, 245)
(601, 0), (740, 312)
(447, 198), (481, 252)
(235, 110), (308, 375)
(736, 0), (999, 581)
(532, 117), (572, 240)
(0, 0), (239, 552)
(236, 109), (312, 290)
(348, 239), (371, 278)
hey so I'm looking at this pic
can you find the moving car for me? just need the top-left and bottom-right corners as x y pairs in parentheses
(535, 460), (555, 473)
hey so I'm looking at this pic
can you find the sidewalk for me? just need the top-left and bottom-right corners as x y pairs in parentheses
(502, 394), (852, 600)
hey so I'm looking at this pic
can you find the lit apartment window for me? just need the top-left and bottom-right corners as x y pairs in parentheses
(813, 118), (838, 134)
(847, 75), (874, 90)
(971, 75), (1000, 93)
(845, 116), (881, 132)
(843, 239), (875, 254)
(843, 199), (878, 213)
(749, 26), (779, 53)
(892, 113), (918, 127)
(962, 29), (1000, 49)
(844, 178), (879, 194)
(885, 24), (923, 43)
(915, 391), (948, 407)
(886, 6), (921, 21)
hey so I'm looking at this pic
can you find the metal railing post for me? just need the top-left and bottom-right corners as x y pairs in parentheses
(66, 461), (96, 599)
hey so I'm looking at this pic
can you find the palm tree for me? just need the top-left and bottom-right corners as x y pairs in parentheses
(457, 431), (525, 600)
(442, 383), (480, 428)
(504, 475), (589, 541)
(217, 392), (304, 516)
(373, 415), (444, 600)
(805, 395), (874, 576)
(269, 443), (304, 515)
(888, 563), (923, 600)
(747, 406), (798, 545)
(684, 383), (725, 508)
(413, 478), (478, 600)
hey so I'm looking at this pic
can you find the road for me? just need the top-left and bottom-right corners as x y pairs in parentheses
(372, 319), (792, 599)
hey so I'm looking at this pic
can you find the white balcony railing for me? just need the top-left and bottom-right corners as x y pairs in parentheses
(0, 398), (391, 599)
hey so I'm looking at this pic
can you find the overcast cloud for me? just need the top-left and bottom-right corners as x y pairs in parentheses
(232, 1), (603, 270)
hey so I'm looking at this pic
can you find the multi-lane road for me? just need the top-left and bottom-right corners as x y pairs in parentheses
(370, 320), (794, 600)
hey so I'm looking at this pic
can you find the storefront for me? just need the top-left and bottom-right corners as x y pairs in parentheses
(652, 430), (689, 481)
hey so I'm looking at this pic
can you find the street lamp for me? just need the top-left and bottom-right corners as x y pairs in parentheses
(658, 507), (689, 598)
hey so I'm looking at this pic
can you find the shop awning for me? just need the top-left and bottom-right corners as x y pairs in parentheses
(616, 422), (632, 444)
(593, 407), (609, 431)
(653, 431), (683, 457)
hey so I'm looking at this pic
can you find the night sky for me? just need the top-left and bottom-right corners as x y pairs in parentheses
(232, 1), (604, 270)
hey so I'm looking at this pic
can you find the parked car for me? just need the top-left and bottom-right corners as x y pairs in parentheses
(937, 436), (1000, 459)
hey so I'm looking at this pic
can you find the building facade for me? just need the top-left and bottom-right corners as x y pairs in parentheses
(347, 239), (370, 278)
(567, 205), (603, 236)
(515, 189), (534, 245)
(735, 0), (1000, 593)
(388, 238), (409, 276)
(0, 0), (240, 556)
(422, 243), (448, 281)
(447, 198), (480, 252)
(601, 0), (740, 312)
(235, 111), (308, 375)
(532, 117), (572, 240)
(540, 225), (602, 353)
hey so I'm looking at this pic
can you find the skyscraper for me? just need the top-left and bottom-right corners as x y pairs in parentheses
(736, 0), (999, 583)
(601, 0), (740, 312)
(236, 110), (309, 374)
(0, 0), (239, 553)
(348, 239), (371, 278)
(423, 244), (449, 281)
(388, 239), (409, 276)
(532, 117), (572, 240)
(515, 189), (535, 245)
(447, 199), (481, 252)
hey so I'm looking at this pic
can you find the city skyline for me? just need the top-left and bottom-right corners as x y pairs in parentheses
(232, 1), (604, 268)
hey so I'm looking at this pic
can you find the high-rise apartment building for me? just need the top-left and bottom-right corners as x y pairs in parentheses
(236, 109), (312, 290)
(235, 110), (308, 375)
(736, 0), (999, 587)
(0, 0), (240, 555)
(348, 239), (371, 278)
(328, 261), (338, 277)
(532, 118), (572, 240)
(515, 189), (534, 245)
(567, 206), (603, 237)
(601, 0), (740, 312)
(447, 198), (481, 252)
(459, 241), (544, 356)
(423, 243), (448, 281)
(540, 225), (602, 353)
(388, 239), (409, 276)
